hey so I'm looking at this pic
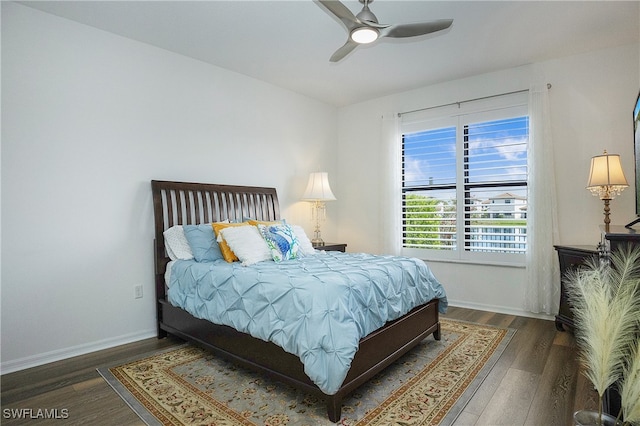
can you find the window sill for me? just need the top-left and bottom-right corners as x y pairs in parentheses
(417, 256), (525, 268)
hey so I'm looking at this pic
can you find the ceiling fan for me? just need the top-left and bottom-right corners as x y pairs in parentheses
(318, 0), (453, 62)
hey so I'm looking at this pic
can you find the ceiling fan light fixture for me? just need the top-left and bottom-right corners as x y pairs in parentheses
(350, 27), (378, 44)
(319, 0), (453, 62)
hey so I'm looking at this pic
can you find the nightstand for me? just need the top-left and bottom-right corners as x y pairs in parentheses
(314, 243), (347, 252)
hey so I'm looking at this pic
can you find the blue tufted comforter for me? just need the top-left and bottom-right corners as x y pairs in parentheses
(168, 251), (447, 395)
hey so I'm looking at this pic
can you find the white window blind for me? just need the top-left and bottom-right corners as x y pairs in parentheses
(400, 92), (529, 263)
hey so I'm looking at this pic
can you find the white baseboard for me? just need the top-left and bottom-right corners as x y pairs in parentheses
(0, 329), (157, 375)
(446, 299), (555, 322)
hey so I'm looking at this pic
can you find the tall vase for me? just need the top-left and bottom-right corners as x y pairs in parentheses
(573, 410), (621, 426)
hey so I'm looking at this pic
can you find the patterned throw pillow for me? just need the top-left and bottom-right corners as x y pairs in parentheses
(258, 224), (300, 262)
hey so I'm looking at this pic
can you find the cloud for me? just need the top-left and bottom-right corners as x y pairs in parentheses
(468, 136), (528, 162)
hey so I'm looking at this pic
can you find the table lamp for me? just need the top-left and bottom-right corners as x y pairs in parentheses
(587, 150), (628, 232)
(301, 172), (336, 246)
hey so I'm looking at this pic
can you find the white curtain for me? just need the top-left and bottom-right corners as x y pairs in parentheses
(380, 113), (402, 256)
(525, 83), (560, 315)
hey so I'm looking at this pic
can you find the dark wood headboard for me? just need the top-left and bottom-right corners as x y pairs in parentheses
(150, 180), (280, 303)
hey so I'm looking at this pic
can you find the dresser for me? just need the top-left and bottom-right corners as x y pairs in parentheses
(599, 225), (640, 418)
(554, 226), (640, 332)
(553, 245), (599, 331)
(555, 227), (639, 417)
(601, 225), (640, 253)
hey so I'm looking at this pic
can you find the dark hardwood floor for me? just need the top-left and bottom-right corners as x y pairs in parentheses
(1, 306), (597, 425)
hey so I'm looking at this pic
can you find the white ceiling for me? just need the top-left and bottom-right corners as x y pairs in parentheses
(19, 0), (640, 107)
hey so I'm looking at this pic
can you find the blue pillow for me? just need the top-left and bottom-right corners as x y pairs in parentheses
(182, 224), (223, 262)
(258, 224), (299, 262)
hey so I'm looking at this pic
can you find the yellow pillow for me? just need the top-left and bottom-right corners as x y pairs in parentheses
(211, 222), (249, 262)
(246, 219), (282, 226)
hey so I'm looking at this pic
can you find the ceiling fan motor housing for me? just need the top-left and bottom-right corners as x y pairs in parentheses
(356, 4), (378, 24)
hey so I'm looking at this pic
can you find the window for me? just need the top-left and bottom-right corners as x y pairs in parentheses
(400, 93), (528, 263)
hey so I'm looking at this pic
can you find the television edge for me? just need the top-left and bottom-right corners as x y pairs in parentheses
(625, 89), (640, 229)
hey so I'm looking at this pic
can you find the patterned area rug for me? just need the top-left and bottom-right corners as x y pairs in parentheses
(98, 319), (513, 425)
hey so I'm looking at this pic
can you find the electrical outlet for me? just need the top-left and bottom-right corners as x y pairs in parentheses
(134, 285), (143, 299)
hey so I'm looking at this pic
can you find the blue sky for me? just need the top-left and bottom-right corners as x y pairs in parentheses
(403, 116), (529, 192)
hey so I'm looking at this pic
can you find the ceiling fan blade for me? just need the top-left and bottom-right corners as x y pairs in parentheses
(330, 39), (359, 62)
(318, 0), (358, 29)
(382, 19), (453, 38)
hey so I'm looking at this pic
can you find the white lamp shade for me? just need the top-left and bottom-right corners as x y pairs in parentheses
(587, 152), (629, 187)
(302, 172), (336, 201)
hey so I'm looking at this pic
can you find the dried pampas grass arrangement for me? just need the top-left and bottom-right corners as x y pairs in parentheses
(620, 340), (640, 424)
(566, 245), (640, 425)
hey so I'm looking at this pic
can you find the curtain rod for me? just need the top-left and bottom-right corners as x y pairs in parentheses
(398, 83), (552, 117)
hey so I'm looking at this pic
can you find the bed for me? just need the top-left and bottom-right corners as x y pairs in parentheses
(151, 180), (446, 422)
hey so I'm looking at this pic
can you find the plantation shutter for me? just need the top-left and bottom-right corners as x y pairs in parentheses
(400, 92), (529, 263)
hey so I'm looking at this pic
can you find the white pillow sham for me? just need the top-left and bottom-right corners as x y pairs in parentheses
(219, 225), (272, 266)
(291, 225), (316, 256)
(163, 225), (194, 261)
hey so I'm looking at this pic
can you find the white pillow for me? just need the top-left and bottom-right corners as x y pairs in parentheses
(163, 225), (194, 260)
(219, 225), (272, 266)
(291, 225), (316, 256)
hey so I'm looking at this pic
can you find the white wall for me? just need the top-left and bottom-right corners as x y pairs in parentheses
(543, 46), (638, 243)
(336, 44), (639, 317)
(0, 3), (338, 372)
(2, 1), (638, 372)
